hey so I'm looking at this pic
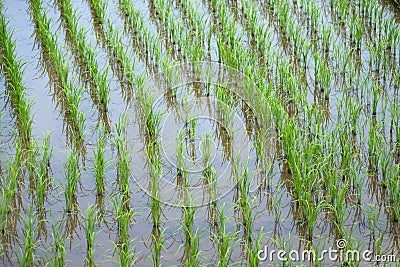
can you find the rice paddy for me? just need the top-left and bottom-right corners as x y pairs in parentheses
(0, 0), (399, 266)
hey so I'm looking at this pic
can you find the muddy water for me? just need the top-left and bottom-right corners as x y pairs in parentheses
(0, 0), (400, 266)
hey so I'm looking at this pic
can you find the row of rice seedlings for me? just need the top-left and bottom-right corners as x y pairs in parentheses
(149, 0), (205, 62)
(119, 0), (171, 68)
(145, 0), (177, 60)
(117, 2), (158, 74)
(236, 167), (265, 266)
(178, 1), (216, 60)
(148, 143), (164, 267)
(85, 205), (98, 267)
(56, 0), (111, 129)
(0, 9), (32, 147)
(88, 0), (138, 103)
(173, 0), (207, 47)
(64, 150), (80, 213)
(113, 115), (137, 265)
(28, 0), (85, 150)
(118, 0), (187, 108)
(102, 2), (169, 261)
(138, 90), (165, 266)
(267, 0), (334, 94)
(339, 0), (400, 82)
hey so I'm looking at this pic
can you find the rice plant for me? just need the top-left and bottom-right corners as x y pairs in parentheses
(113, 196), (136, 267)
(50, 222), (66, 267)
(85, 205), (98, 267)
(93, 132), (107, 197)
(211, 205), (236, 267)
(64, 150), (80, 213)
(17, 208), (36, 267)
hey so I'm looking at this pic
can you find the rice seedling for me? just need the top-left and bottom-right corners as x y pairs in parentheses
(50, 222), (66, 267)
(112, 195), (136, 267)
(34, 134), (52, 212)
(17, 207), (36, 267)
(211, 205), (236, 267)
(64, 150), (80, 213)
(93, 133), (107, 197)
(85, 205), (98, 267)
(115, 115), (131, 199)
(151, 226), (165, 267)
(181, 204), (200, 267)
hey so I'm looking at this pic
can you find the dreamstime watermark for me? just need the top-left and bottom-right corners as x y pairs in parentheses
(258, 239), (397, 264)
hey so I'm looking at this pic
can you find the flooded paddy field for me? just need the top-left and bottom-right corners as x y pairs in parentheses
(0, 0), (400, 266)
